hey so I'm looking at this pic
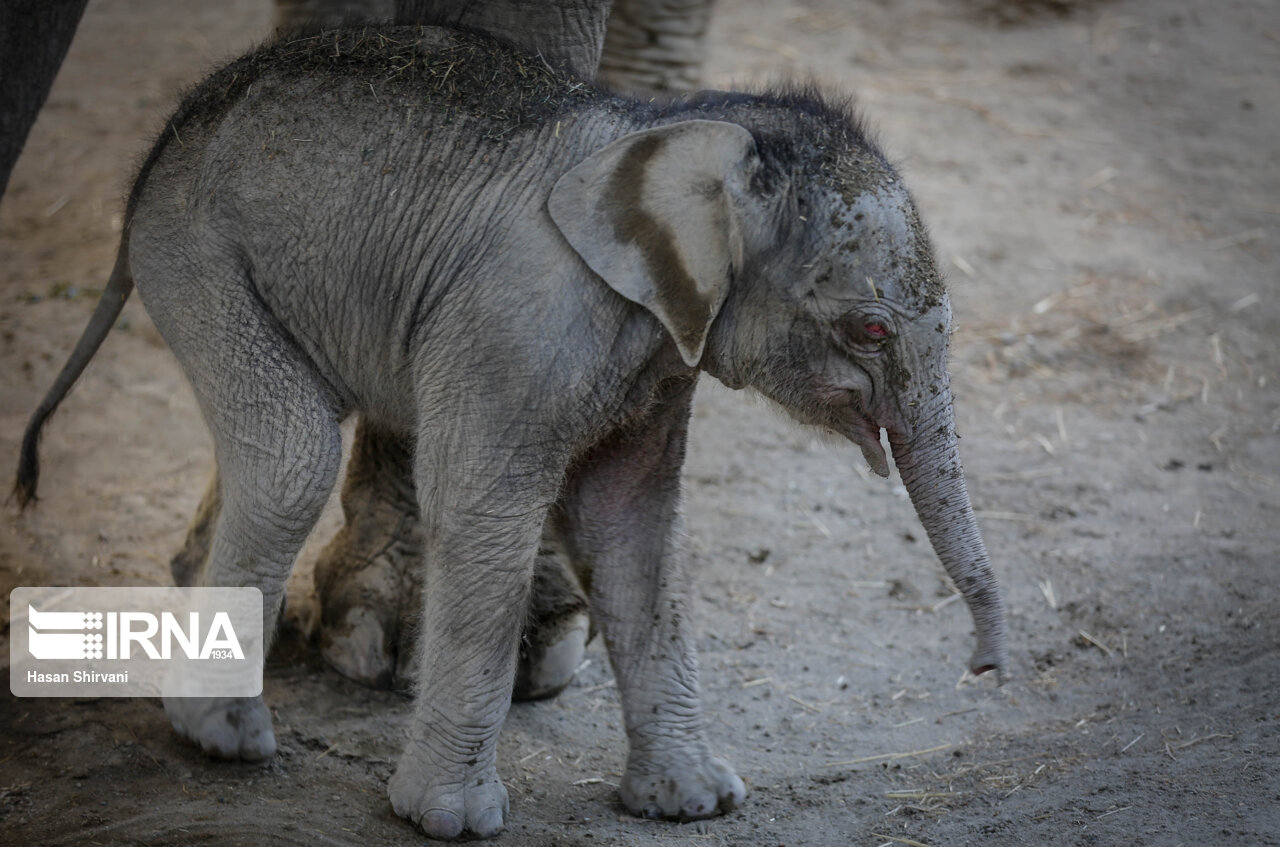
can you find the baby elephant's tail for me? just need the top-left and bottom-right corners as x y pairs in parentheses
(14, 240), (134, 509)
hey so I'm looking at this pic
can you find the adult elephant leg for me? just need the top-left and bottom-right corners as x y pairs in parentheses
(599, 0), (715, 93)
(272, 0), (391, 29)
(393, 0), (611, 77)
(290, 0), (712, 91)
(0, 0), (89, 202)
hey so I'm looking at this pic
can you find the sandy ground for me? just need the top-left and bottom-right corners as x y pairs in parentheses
(2, 0), (1278, 844)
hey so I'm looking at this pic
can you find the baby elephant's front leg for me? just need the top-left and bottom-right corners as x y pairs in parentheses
(563, 379), (745, 821)
(387, 466), (548, 840)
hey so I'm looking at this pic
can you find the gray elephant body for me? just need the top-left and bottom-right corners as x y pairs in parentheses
(296, 0), (706, 696)
(133, 33), (734, 836)
(18, 24), (1007, 840)
(1, 0), (717, 698)
(1, 0), (712, 239)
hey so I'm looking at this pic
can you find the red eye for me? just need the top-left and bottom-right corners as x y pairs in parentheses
(864, 322), (890, 340)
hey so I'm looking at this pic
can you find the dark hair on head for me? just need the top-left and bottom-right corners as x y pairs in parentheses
(667, 79), (881, 149)
(654, 78), (890, 187)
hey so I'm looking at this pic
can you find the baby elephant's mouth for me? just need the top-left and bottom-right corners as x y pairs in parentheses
(811, 379), (893, 478)
(838, 411), (890, 478)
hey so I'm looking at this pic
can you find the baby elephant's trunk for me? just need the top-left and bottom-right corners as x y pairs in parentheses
(888, 388), (1008, 682)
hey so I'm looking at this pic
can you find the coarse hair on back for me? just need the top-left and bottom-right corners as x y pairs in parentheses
(122, 23), (601, 233)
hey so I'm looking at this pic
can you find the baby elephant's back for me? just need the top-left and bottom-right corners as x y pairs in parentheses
(124, 25), (600, 425)
(132, 24), (594, 234)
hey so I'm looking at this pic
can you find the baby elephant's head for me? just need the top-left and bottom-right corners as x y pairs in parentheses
(551, 102), (1007, 682)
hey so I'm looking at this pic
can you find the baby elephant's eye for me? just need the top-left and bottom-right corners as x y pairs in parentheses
(838, 317), (894, 352)
(863, 322), (891, 341)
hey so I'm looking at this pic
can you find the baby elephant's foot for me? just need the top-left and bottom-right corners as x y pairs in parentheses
(163, 695), (276, 761)
(513, 611), (589, 701)
(621, 753), (745, 821)
(316, 539), (420, 689)
(320, 604), (399, 689)
(389, 751), (509, 840)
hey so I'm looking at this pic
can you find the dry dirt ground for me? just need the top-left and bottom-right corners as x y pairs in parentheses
(2, 0), (1278, 844)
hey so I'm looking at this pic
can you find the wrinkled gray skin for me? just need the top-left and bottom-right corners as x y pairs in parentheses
(16, 26), (1008, 840)
(599, 0), (713, 92)
(2, 0), (714, 702)
(267, 0), (715, 696)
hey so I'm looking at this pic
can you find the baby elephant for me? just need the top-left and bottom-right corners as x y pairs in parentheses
(17, 25), (1007, 840)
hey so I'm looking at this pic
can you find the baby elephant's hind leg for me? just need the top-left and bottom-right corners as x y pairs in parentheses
(317, 421), (591, 696)
(149, 268), (343, 762)
(315, 418), (422, 688)
(170, 469), (219, 587)
(514, 532), (590, 701)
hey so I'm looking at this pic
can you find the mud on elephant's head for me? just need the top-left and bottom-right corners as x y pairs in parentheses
(551, 88), (1008, 681)
(714, 144), (953, 482)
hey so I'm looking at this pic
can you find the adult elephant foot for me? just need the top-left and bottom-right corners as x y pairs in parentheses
(314, 514), (421, 689)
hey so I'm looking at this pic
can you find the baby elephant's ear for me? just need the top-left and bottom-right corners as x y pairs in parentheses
(549, 120), (759, 367)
